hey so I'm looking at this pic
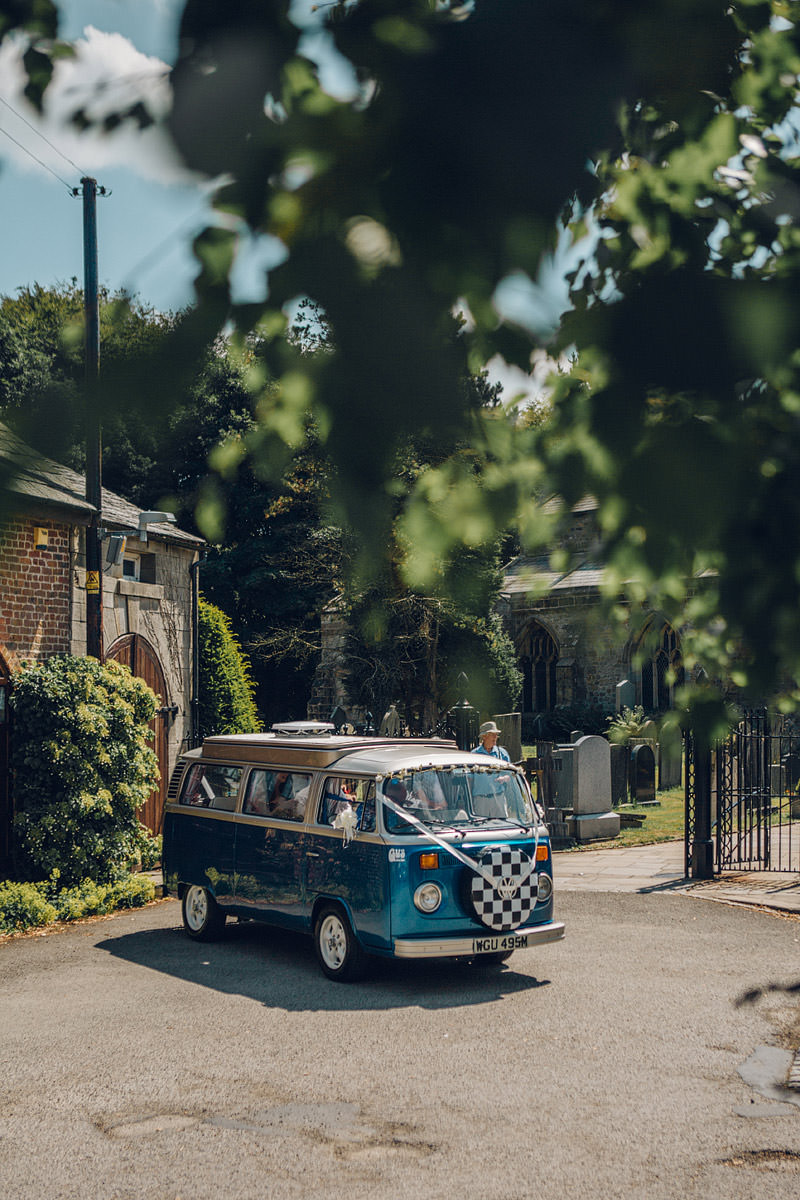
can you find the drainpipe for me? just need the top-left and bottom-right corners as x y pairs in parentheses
(189, 550), (205, 747)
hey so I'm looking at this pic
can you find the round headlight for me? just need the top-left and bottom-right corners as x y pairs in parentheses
(537, 872), (553, 902)
(413, 882), (443, 913)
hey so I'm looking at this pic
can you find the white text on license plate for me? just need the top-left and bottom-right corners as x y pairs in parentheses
(472, 934), (529, 954)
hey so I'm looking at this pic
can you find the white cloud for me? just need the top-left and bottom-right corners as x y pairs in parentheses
(0, 27), (198, 185)
(486, 348), (571, 411)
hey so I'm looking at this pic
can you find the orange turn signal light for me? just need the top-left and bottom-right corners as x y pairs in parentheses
(420, 852), (439, 870)
(535, 844), (549, 861)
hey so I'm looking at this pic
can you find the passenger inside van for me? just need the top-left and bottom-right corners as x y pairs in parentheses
(243, 770), (309, 821)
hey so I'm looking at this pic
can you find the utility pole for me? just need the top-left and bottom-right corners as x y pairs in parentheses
(81, 176), (103, 660)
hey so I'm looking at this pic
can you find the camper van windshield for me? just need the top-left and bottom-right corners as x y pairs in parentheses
(381, 767), (536, 834)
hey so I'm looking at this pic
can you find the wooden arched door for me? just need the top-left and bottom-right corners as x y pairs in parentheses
(106, 635), (169, 836)
(0, 650), (11, 871)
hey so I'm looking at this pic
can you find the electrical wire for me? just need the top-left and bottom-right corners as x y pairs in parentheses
(0, 123), (75, 191)
(0, 94), (87, 177)
(118, 200), (218, 296)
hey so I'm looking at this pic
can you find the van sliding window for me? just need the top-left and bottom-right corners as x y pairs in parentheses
(180, 763), (242, 811)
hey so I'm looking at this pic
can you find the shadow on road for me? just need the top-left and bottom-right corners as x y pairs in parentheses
(96, 919), (551, 1011)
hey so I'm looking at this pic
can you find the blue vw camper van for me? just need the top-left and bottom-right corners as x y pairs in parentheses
(162, 732), (565, 980)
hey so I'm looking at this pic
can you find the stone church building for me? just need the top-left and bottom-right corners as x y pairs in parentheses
(501, 497), (684, 718)
(309, 495), (684, 725)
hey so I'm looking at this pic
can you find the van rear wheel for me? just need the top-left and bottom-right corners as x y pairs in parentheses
(182, 885), (226, 941)
(314, 905), (368, 982)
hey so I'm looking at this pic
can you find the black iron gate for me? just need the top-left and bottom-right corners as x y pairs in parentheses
(686, 713), (800, 875)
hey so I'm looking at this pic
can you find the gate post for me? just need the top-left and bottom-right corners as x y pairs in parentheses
(449, 673), (479, 752)
(689, 739), (715, 879)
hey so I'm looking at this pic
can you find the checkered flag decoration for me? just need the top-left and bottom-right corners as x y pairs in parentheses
(470, 846), (537, 932)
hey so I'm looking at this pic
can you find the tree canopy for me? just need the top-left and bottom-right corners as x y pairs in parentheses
(5, 1), (800, 731)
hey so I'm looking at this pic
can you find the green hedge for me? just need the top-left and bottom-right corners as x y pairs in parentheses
(0, 874), (156, 937)
(10, 656), (159, 886)
(198, 598), (261, 736)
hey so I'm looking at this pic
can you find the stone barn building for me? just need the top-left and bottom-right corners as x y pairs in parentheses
(0, 422), (203, 872)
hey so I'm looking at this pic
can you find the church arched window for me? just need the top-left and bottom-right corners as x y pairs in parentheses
(636, 620), (683, 712)
(518, 622), (559, 713)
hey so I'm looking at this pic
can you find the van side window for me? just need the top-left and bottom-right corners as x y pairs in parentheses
(180, 763), (242, 810)
(318, 777), (376, 833)
(243, 770), (312, 822)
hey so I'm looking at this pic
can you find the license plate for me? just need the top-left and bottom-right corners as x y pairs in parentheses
(472, 933), (529, 954)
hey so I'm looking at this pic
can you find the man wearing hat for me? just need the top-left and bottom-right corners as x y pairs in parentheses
(474, 720), (511, 762)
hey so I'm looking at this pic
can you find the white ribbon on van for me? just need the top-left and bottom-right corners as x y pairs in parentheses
(380, 792), (539, 896)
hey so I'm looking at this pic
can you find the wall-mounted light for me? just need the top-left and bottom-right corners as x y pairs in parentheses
(33, 527), (49, 549)
(105, 533), (126, 566)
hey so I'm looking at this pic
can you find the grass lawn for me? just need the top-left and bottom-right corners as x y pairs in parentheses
(521, 743), (684, 850)
(565, 786), (685, 851)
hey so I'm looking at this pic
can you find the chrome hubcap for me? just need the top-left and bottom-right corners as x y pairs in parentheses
(319, 914), (347, 969)
(186, 887), (208, 930)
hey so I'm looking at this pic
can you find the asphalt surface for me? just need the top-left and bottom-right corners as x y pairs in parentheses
(1, 873), (799, 1200)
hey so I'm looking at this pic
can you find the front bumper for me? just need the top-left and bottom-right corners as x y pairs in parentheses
(391, 919), (565, 959)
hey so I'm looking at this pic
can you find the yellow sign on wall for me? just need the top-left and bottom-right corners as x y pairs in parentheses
(85, 571), (100, 594)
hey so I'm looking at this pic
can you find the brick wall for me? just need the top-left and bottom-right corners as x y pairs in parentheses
(0, 515), (72, 668)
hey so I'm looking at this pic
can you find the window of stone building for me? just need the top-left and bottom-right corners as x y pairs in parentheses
(519, 621), (559, 713)
(637, 621), (683, 711)
(121, 551), (156, 584)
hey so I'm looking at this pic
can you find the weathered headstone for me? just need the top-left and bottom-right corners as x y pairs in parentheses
(551, 745), (574, 809)
(632, 742), (657, 806)
(571, 730), (584, 743)
(780, 750), (800, 794)
(616, 679), (635, 712)
(494, 712), (522, 764)
(658, 728), (682, 790)
(379, 702), (402, 736)
(610, 743), (629, 806)
(571, 735), (620, 841)
(640, 719), (658, 743)
(330, 704), (348, 732)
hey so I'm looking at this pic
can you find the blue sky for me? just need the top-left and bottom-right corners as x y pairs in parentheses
(0, 0), (294, 313)
(0, 0), (565, 399)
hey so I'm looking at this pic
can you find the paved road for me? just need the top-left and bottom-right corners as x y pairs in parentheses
(2, 891), (799, 1200)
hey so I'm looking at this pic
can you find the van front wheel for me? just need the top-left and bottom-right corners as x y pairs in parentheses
(182, 885), (226, 941)
(314, 905), (367, 982)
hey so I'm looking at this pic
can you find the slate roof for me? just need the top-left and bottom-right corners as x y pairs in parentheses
(501, 554), (606, 595)
(0, 421), (202, 548)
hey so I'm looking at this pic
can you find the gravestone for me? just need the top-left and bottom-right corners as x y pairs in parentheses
(571, 730), (584, 743)
(551, 745), (574, 809)
(616, 679), (635, 712)
(571, 735), (620, 841)
(640, 719), (659, 743)
(493, 712), (522, 764)
(658, 727), (682, 790)
(780, 750), (800, 793)
(631, 743), (657, 806)
(610, 743), (629, 806)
